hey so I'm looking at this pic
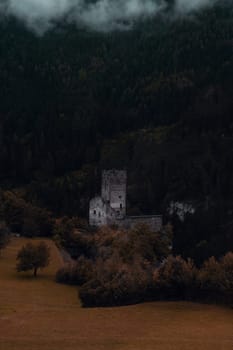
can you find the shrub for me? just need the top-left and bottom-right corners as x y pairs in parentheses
(79, 254), (153, 307)
(220, 252), (233, 290)
(54, 217), (92, 258)
(197, 252), (233, 304)
(153, 255), (197, 300)
(0, 190), (53, 237)
(198, 256), (222, 291)
(56, 256), (93, 285)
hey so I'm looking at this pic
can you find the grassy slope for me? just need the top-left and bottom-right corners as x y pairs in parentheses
(0, 238), (232, 350)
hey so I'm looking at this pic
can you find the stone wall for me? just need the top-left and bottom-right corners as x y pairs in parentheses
(119, 215), (163, 232)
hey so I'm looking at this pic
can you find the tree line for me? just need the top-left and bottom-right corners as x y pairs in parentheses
(55, 224), (233, 307)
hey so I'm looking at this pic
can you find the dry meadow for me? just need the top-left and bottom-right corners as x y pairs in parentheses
(0, 238), (232, 350)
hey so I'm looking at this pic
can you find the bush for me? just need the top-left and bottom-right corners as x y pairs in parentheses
(0, 190), (53, 237)
(79, 256), (152, 307)
(54, 217), (92, 258)
(197, 256), (222, 292)
(56, 256), (93, 285)
(197, 252), (233, 304)
(153, 255), (197, 300)
(220, 252), (233, 291)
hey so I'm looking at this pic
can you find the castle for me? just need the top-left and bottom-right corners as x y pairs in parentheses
(89, 170), (162, 231)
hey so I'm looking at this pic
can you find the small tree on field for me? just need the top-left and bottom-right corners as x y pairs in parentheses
(16, 242), (50, 277)
(0, 221), (10, 256)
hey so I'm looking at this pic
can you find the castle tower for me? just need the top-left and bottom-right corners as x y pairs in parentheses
(89, 169), (162, 230)
(101, 170), (127, 219)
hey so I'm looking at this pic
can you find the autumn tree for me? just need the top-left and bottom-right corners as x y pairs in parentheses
(16, 242), (50, 277)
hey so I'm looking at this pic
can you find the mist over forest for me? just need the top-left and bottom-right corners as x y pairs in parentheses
(0, 0), (226, 33)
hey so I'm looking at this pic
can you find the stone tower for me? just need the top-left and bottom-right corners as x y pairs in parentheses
(101, 170), (127, 219)
(89, 169), (162, 230)
(89, 170), (127, 226)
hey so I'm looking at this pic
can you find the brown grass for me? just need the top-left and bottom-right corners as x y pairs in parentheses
(0, 238), (232, 350)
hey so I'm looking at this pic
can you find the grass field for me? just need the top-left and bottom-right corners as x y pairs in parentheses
(0, 238), (232, 350)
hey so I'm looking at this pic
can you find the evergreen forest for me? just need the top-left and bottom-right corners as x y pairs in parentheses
(0, 1), (233, 263)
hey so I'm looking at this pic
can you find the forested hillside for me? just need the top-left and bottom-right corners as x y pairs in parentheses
(0, 1), (233, 262)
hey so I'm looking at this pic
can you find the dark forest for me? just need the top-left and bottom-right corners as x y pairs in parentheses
(0, 1), (233, 263)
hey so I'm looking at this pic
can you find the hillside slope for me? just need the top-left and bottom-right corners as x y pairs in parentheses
(0, 2), (232, 260)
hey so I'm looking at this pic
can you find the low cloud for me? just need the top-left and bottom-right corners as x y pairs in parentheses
(175, 0), (218, 13)
(0, 0), (222, 34)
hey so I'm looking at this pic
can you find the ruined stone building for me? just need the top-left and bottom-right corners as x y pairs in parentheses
(89, 170), (162, 231)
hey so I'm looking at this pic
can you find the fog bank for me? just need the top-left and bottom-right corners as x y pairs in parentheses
(0, 0), (221, 34)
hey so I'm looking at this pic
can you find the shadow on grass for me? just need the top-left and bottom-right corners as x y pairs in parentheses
(10, 270), (55, 282)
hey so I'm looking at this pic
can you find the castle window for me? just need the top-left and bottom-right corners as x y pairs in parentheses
(120, 204), (122, 209)
(94, 210), (96, 215)
(99, 212), (101, 217)
(119, 195), (122, 199)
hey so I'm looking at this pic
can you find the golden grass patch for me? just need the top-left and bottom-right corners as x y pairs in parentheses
(0, 238), (232, 350)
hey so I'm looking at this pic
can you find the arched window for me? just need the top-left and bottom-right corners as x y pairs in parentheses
(120, 204), (122, 209)
(94, 210), (96, 215)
